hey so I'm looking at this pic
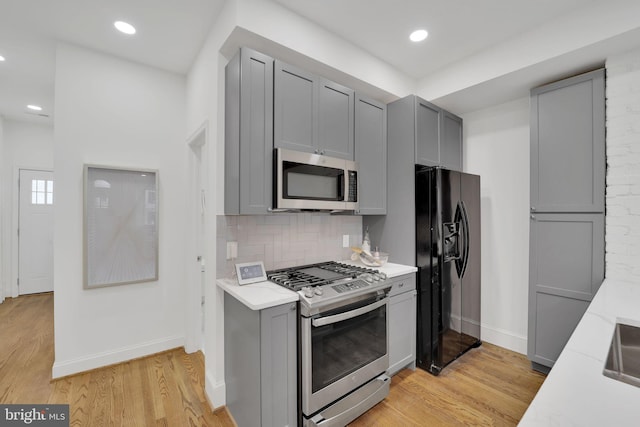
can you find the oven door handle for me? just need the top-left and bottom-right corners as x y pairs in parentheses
(312, 298), (387, 327)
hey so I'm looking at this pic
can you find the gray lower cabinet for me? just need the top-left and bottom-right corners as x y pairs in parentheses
(528, 69), (605, 372)
(224, 293), (297, 427)
(355, 94), (387, 215)
(274, 60), (355, 160)
(225, 47), (274, 214)
(387, 274), (417, 375)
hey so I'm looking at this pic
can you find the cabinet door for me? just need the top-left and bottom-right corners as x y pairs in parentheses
(274, 60), (317, 154)
(355, 95), (386, 215)
(388, 289), (417, 376)
(528, 213), (604, 367)
(224, 47), (274, 215)
(415, 97), (441, 167)
(260, 302), (297, 427)
(441, 111), (462, 171)
(530, 69), (605, 212)
(240, 49), (274, 214)
(318, 79), (354, 160)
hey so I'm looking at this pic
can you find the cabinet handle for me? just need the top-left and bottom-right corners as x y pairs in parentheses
(290, 304), (296, 311)
(530, 215), (536, 220)
(320, 150), (325, 155)
(531, 206), (536, 211)
(398, 283), (404, 288)
(314, 149), (319, 154)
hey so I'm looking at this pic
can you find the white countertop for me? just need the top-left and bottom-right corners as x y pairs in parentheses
(520, 278), (640, 426)
(339, 259), (418, 278)
(217, 261), (416, 311)
(216, 277), (298, 311)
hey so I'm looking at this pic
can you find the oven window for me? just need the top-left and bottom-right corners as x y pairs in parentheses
(311, 304), (386, 393)
(283, 162), (344, 200)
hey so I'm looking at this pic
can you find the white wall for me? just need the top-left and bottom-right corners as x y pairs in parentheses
(462, 97), (531, 354)
(0, 120), (54, 299)
(0, 116), (4, 303)
(52, 43), (188, 378)
(605, 48), (640, 283)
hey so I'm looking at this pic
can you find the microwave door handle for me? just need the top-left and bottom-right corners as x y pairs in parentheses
(312, 298), (387, 327)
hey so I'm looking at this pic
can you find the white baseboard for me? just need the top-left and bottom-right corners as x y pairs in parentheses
(52, 336), (184, 379)
(481, 325), (527, 355)
(205, 370), (226, 408)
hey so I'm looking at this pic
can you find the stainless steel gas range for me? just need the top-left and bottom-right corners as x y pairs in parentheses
(267, 261), (392, 427)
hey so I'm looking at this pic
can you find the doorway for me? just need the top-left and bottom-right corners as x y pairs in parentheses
(185, 123), (207, 353)
(18, 169), (54, 295)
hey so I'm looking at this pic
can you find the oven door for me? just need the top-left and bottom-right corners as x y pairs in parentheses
(301, 295), (389, 416)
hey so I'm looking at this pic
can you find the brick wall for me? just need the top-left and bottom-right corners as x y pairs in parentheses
(605, 49), (640, 283)
(216, 214), (362, 278)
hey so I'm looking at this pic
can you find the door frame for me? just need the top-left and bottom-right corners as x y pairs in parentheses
(12, 166), (54, 298)
(185, 121), (208, 353)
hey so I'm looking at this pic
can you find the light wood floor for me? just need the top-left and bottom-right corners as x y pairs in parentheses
(0, 293), (234, 426)
(1, 293), (545, 426)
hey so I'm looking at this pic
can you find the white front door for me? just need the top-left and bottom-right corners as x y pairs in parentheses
(18, 169), (54, 295)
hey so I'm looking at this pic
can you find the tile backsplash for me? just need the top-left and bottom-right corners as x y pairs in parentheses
(216, 213), (362, 278)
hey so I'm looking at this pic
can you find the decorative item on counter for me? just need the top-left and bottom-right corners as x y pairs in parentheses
(350, 246), (389, 267)
(362, 226), (371, 253)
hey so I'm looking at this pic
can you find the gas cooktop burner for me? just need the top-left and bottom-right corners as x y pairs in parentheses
(267, 261), (378, 291)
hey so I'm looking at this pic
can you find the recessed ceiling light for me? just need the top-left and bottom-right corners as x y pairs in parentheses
(27, 105), (43, 111)
(114, 20), (136, 35)
(0, 55), (5, 61)
(410, 29), (429, 42)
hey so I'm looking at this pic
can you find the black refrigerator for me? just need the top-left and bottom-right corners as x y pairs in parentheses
(415, 165), (481, 375)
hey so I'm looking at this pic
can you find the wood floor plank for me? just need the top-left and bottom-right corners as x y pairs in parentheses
(1, 293), (545, 426)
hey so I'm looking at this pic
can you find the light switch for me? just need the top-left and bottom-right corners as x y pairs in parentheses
(342, 234), (349, 248)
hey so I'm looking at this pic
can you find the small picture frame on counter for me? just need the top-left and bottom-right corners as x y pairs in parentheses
(235, 261), (267, 285)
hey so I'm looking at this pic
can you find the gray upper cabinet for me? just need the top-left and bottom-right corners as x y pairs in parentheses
(225, 48), (274, 215)
(388, 95), (463, 171)
(355, 94), (387, 215)
(528, 69), (605, 372)
(441, 110), (463, 171)
(530, 69), (605, 213)
(415, 98), (441, 167)
(318, 79), (355, 160)
(274, 61), (317, 154)
(274, 60), (355, 160)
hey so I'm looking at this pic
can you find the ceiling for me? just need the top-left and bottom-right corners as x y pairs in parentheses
(0, 0), (617, 125)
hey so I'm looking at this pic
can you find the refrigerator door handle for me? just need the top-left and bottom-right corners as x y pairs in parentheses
(458, 201), (471, 279)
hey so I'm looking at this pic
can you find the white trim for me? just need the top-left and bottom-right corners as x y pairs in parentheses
(51, 336), (184, 379)
(13, 166), (54, 298)
(481, 324), (527, 355)
(184, 120), (208, 353)
(205, 370), (226, 408)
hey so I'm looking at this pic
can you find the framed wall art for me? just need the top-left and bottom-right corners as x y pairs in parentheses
(84, 165), (159, 288)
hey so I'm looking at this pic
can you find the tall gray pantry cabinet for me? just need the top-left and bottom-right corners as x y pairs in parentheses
(528, 69), (605, 372)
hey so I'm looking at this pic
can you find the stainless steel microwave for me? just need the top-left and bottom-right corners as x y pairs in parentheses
(274, 148), (359, 211)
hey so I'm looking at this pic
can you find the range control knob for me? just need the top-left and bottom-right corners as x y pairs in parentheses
(302, 287), (314, 298)
(361, 273), (374, 283)
(314, 287), (324, 296)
